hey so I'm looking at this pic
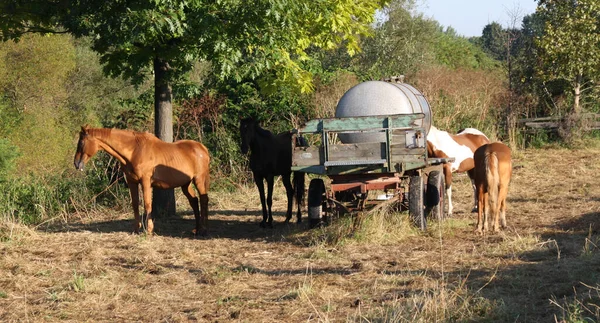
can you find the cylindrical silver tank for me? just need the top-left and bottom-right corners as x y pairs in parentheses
(335, 78), (431, 143)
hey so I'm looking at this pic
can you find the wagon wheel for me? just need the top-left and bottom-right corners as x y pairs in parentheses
(308, 178), (326, 228)
(409, 174), (426, 231)
(426, 170), (446, 221)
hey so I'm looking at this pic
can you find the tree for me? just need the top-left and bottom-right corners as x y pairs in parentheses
(536, 0), (600, 116)
(481, 22), (507, 61)
(358, 0), (438, 79)
(1, 0), (387, 216)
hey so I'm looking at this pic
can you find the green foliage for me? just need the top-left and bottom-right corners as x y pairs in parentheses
(480, 22), (508, 61)
(65, 37), (143, 128)
(0, 34), (74, 109)
(357, 0), (437, 79)
(0, 32), (143, 224)
(536, 0), (600, 113)
(1, 0), (388, 93)
(433, 29), (498, 70)
(0, 173), (72, 224)
(0, 157), (129, 224)
(0, 139), (19, 183)
(357, 0), (498, 81)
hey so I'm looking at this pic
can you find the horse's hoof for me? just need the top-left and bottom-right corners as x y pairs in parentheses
(259, 222), (267, 228)
(471, 207), (478, 213)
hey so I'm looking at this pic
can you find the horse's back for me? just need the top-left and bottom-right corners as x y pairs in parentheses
(172, 140), (210, 169)
(145, 140), (209, 174)
(474, 142), (511, 183)
(476, 142), (511, 162)
(248, 131), (293, 176)
(428, 126), (491, 173)
(456, 131), (490, 151)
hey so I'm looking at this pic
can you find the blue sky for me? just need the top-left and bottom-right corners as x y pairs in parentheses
(416, 0), (538, 37)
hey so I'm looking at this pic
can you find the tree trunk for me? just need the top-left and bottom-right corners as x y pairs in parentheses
(152, 57), (176, 218)
(573, 75), (581, 115)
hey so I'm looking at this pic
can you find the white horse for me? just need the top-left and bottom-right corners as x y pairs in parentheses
(427, 126), (490, 216)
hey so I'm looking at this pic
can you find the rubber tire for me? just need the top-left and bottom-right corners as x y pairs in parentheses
(426, 170), (446, 221)
(307, 178), (326, 228)
(409, 174), (426, 231)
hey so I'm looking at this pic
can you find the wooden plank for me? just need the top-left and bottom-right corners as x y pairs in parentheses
(517, 113), (600, 123)
(293, 142), (427, 166)
(390, 154), (426, 165)
(292, 146), (322, 166)
(296, 114), (425, 133)
(327, 143), (384, 161)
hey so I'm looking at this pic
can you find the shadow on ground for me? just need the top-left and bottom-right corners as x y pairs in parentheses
(40, 209), (314, 242)
(407, 210), (600, 322)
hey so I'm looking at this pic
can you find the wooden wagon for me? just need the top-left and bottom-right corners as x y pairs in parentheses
(291, 113), (453, 230)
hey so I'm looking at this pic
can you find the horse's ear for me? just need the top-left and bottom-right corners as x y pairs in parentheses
(81, 125), (90, 133)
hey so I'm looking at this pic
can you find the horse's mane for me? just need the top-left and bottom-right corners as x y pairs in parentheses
(132, 130), (159, 143)
(88, 128), (158, 146)
(255, 124), (274, 138)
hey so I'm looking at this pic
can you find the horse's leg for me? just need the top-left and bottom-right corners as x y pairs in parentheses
(182, 182), (201, 235)
(498, 182), (509, 230)
(474, 185), (484, 235)
(127, 179), (142, 234)
(482, 192), (490, 233)
(443, 164), (454, 216)
(467, 168), (478, 213)
(266, 175), (275, 227)
(141, 178), (154, 235)
(253, 173), (269, 228)
(282, 173), (294, 223)
(194, 175), (209, 236)
(294, 171), (305, 223)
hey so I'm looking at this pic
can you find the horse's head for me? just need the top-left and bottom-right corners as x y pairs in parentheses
(73, 125), (99, 171)
(239, 117), (257, 155)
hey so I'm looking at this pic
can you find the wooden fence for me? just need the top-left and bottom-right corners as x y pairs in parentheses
(516, 113), (600, 132)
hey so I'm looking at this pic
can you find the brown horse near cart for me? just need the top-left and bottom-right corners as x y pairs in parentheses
(473, 142), (512, 234)
(73, 126), (210, 236)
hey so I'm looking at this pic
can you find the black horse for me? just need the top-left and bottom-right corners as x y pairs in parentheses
(239, 117), (306, 228)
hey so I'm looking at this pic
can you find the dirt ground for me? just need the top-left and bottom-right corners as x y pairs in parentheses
(1, 146), (600, 322)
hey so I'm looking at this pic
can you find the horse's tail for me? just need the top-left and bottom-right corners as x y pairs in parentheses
(485, 151), (499, 216)
(293, 171), (305, 206)
(293, 135), (308, 208)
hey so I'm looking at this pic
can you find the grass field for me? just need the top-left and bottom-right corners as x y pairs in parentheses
(1, 146), (600, 322)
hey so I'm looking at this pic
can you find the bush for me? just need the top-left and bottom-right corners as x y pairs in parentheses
(0, 139), (19, 183)
(0, 153), (130, 225)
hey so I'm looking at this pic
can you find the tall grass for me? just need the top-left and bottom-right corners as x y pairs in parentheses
(0, 155), (130, 226)
(415, 66), (508, 140)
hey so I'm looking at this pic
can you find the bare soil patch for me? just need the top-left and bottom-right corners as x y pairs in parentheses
(1, 146), (600, 322)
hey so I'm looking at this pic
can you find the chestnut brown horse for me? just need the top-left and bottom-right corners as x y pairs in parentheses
(427, 126), (490, 216)
(73, 126), (210, 235)
(473, 142), (512, 234)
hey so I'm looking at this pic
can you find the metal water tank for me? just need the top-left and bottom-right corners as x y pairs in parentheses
(335, 77), (432, 143)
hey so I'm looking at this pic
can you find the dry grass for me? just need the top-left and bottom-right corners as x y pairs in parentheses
(2, 145), (600, 322)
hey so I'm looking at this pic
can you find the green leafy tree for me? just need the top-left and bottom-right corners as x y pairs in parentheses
(480, 22), (507, 61)
(1, 0), (387, 215)
(358, 0), (438, 79)
(536, 0), (600, 116)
